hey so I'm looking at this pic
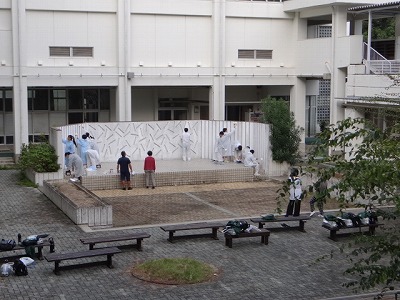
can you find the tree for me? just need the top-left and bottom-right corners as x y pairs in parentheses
(261, 97), (303, 165)
(307, 116), (400, 296)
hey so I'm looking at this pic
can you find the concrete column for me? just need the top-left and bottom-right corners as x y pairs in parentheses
(290, 78), (306, 155)
(395, 15), (400, 60)
(116, 0), (130, 121)
(211, 0), (225, 121)
(11, 0), (28, 158)
(331, 6), (348, 125)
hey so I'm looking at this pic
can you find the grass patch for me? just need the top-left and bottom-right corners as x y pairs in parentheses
(131, 258), (217, 285)
(17, 172), (37, 188)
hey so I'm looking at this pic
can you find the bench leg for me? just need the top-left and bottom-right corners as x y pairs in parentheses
(89, 244), (94, 250)
(212, 228), (218, 240)
(137, 238), (143, 251)
(37, 246), (43, 260)
(330, 230), (337, 241)
(225, 237), (232, 248)
(299, 220), (306, 232)
(49, 237), (55, 253)
(106, 254), (113, 268)
(261, 234), (269, 245)
(54, 260), (60, 275)
(168, 231), (175, 243)
(369, 226), (376, 235)
(258, 223), (264, 229)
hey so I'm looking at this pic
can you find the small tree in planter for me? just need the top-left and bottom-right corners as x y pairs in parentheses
(261, 96), (303, 166)
(18, 141), (59, 173)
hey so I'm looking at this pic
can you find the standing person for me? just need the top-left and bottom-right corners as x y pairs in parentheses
(285, 168), (303, 217)
(65, 152), (84, 182)
(222, 128), (232, 162)
(62, 135), (77, 175)
(144, 150), (156, 189)
(214, 124), (236, 164)
(86, 133), (101, 169)
(76, 134), (89, 166)
(244, 149), (260, 176)
(181, 127), (191, 161)
(309, 179), (328, 217)
(117, 151), (133, 190)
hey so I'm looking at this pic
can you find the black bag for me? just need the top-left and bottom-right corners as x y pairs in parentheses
(0, 239), (16, 251)
(21, 239), (37, 247)
(13, 259), (28, 276)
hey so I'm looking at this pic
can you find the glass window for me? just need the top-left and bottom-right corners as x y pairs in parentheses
(50, 89), (67, 111)
(68, 112), (83, 124)
(84, 89), (98, 109)
(0, 136), (4, 144)
(28, 90), (33, 110)
(84, 112), (98, 122)
(33, 89), (49, 110)
(4, 90), (12, 112)
(68, 89), (83, 109)
(100, 89), (110, 110)
(5, 136), (13, 144)
(0, 98), (3, 111)
(158, 110), (172, 120)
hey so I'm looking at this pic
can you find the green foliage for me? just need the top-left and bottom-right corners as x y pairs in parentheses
(17, 171), (38, 188)
(261, 97), (303, 165)
(307, 116), (400, 294)
(18, 141), (59, 173)
(363, 18), (395, 40)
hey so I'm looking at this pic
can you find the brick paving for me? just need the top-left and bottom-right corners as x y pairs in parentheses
(0, 170), (396, 300)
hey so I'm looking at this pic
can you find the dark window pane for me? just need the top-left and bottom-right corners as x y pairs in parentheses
(68, 89), (83, 109)
(5, 90), (12, 112)
(158, 110), (171, 120)
(84, 89), (98, 109)
(28, 135), (33, 143)
(33, 90), (49, 110)
(100, 89), (110, 110)
(0, 136), (4, 144)
(84, 112), (98, 122)
(50, 89), (67, 111)
(5, 136), (13, 144)
(0, 98), (3, 111)
(28, 90), (33, 110)
(68, 112), (83, 124)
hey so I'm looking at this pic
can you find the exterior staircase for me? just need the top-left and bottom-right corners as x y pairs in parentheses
(0, 148), (15, 168)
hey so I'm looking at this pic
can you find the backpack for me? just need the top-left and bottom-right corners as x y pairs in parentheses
(223, 220), (249, 235)
(0, 239), (16, 251)
(13, 259), (28, 276)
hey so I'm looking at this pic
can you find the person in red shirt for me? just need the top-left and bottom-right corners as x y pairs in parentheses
(144, 150), (156, 189)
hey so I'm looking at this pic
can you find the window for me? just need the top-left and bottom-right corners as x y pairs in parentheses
(50, 90), (67, 111)
(238, 49), (272, 59)
(50, 46), (93, 57)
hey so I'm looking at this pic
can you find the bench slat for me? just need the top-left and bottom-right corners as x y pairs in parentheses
(80, 233), (150, 244)
(224, 229), (270, 248)
(45, 247), (121, 262)
(161, 222), (226, 232)
(160, 222), (226, 243)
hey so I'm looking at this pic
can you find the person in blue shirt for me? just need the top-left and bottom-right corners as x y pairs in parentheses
(62, 135), (77, 175)
(76, 134), (89, 166)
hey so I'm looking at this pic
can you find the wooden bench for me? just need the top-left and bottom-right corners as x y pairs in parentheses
(160, 222), (226, 243)
(0, 239), (55, 262)
(322, 222), (382, 241)
(80, 232), (151, 251)
(250, 215), (310, 232)
(224, 229), (270, 248)
(44, 247), (121, 275)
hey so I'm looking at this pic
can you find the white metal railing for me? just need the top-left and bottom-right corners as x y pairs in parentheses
(362, 42), (400, 74)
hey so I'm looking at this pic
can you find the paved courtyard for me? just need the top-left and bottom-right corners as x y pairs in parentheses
(0, 170), (397, 300)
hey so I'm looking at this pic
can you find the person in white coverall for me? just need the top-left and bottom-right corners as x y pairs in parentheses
(244, 149), (260, 175)
(181, 128), (191, 161)
(65, 152), (84, 181)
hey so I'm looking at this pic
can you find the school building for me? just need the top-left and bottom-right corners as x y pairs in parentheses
(0, 0), (399, 159)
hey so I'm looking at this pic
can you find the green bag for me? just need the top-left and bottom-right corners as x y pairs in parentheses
(262, 214), (276, 221)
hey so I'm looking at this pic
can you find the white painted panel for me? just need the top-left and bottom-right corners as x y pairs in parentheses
(185, 16), (212, 67)
(131, 14), (156, 67)
(155, 15), (186, 66)
(0, 9), (11, 30)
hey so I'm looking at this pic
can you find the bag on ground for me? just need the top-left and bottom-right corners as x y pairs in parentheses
(1, 262), (13, 277)
(0, 239), (16, 251)
(13, 259), (28, 276)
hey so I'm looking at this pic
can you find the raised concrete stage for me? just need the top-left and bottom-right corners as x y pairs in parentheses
(81, 158), (258, 190)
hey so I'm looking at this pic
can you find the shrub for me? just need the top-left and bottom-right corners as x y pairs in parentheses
(18, 142), (59, 173)
(261, 97), (303, 165)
